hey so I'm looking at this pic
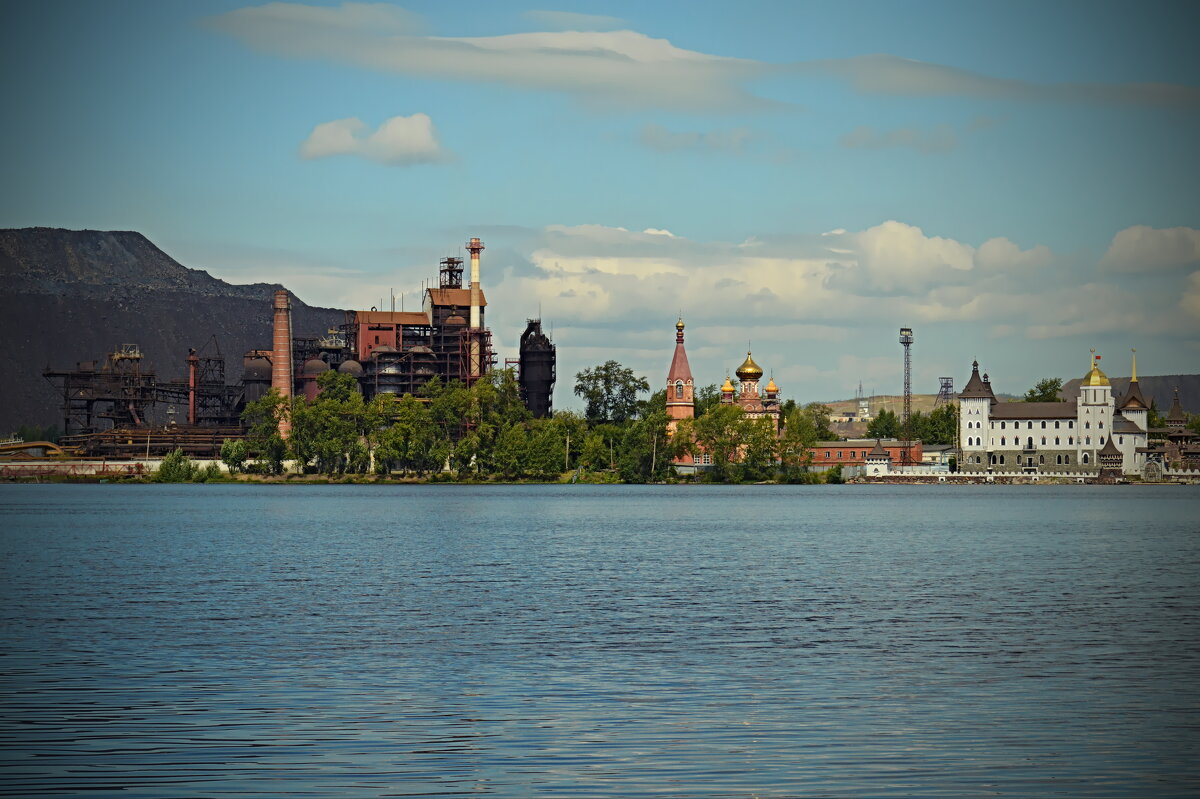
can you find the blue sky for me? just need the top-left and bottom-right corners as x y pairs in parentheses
(2, 1), (1198, 407)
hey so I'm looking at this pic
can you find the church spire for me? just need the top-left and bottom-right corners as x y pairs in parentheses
(666, 318), (694, 426)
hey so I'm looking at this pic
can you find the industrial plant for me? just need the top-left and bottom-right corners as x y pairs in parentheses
(40, 238), (556, 457)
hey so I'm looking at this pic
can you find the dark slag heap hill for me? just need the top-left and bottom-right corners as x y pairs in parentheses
(0, 227), (344, 433)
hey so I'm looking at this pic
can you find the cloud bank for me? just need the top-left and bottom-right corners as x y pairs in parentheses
(299, 114), (448, 164)
(799, 54), (1200, 108)
(1100, 225), (1200, 272)
(207, 2), (778, 112)
(523, 10), (625, 31)
(209, 4), (1200, 111)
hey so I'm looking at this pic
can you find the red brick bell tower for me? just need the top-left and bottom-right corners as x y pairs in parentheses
(666, 318), (694, 434)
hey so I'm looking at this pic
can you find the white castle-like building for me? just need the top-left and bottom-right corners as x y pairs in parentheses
(958, 351), (1148, 476)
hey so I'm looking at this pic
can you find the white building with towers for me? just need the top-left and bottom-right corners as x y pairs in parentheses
(958, 350), (1148, 476)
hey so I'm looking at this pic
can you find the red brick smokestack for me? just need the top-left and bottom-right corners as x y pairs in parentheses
(272, 290), (293, 438)
(187, 349), (199, 426)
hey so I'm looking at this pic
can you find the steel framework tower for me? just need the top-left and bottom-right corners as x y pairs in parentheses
(899, 327), (913, 465)
(934, 377), (955, 408)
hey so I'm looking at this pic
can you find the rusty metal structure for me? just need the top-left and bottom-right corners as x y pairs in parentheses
(518, 319), (556, 418)
(39, 235), (545, 458)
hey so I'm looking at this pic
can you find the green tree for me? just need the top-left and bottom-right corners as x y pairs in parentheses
(617, 409), (671, 483)
(153, 448), (195, 482)
(780, 405), (820, 481)
(739, 417), (779, 482)
(241, 389), (289, 474)
(220, 438), (248, 474)
(694, 384), (723, 417)
(288, 371), (369, 475)
(1024, 377), (1064, 403)
(375, 394), (437, 476)
(16, 424), (61, 444)
(867, 408), (899, 439)
(574, 360), (650, 424)
(1148, 398), (1164, 429)
(801, 402), (834, 441)
(579, 432), (610, 472)
(492, 423), (530, 479)
(690, 403), (745, 482)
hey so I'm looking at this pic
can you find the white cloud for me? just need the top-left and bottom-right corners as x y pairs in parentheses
(830, 220), (975, 294)
(798, 54), (1200, 108)
(975, 237), (1053, 271)
(1182, 271), (1200, 319)
(299, 113), (448, 165)
(839, 124), (958, 153)
(208, 3), (778, 112)
(523, 10), (625, 31)
(1099, 225), (1200, 272)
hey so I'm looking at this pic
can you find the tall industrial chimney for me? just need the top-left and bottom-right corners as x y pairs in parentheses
(271, 289), (293, 438)
(466, 237), (485, 378)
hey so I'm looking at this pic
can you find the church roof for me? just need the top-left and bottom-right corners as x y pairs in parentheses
(1112, 415), (1144, 434)
(736, 351), (763, 381)
(959, 360), (995, 400)
(1118, 379), (1148, 410)
(1099, 435), (1123, 459)
(1081, 352), (1110, 387)
(989, 401), (1076, 419)
(866, 440), (890, 459)
(1167, 388), (1186, 422)
(666, 320), (693, 384)
(721, 375), (734, 393)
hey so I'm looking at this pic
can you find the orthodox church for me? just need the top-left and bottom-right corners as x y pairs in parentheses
(664, 318), (782, 467)
(958, 350), (1148, 476)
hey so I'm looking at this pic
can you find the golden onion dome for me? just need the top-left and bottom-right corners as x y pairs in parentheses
(765, 377), (778, 393)
(735, 351), (763, 381)
(721, 375), (735, 393)
(676, 317), (685, 332)
(1081, 352), (1110, 387)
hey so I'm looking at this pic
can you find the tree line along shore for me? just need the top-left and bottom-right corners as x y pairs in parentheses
(93, 361), (956, 485)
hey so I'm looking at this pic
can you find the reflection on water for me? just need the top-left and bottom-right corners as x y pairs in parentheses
(1, 484), (1198, 797)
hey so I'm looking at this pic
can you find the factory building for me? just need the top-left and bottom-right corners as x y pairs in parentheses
(44, 236), (555, 455)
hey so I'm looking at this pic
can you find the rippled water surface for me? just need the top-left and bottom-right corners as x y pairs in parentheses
(1, 484), (1198, 797)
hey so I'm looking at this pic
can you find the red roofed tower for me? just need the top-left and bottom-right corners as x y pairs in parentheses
(666, 318), (694, 434)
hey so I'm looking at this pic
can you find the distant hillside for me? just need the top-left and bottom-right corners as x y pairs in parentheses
(1060, 374), (1200, 415)
(0, 228), (344, 433)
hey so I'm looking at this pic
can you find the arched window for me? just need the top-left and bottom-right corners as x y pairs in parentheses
(1065, 454), (1071, 465)
(1028, 421), (1033, 429)
(1085, 421), (1090, 429)
(990, 454), (997, 465)
(1000, 455), (1006, 465)
(1039, 455), (1044, 464)
(1041, 436), (1046, 445)
(1001, 422), (1006, 429)
(1056, 455), (1062, 465)
(1055, 437), (1060, 445)
(1086, 437), (1091, 445)
(1055, 421), (1060, 429)
(1041, 421), (1046, 429)
(1099, 421), (1104, 429)
(1083, 453), (1090, 464)
(1069, 436), (1074, 445)
(1027, 437), (1033, 449)
(1001, 437), (1006, 446)
(1099, 437), (1104, 446)
(675, 379), (683, 397)
(1069, 421), (1074, 429)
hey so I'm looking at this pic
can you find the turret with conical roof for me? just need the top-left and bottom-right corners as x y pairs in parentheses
(1118, 348), (1147, 411)
(1166, 387), (1186, 429)
(959, 360), (996, 401)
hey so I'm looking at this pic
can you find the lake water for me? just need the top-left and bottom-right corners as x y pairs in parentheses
(1, 484), (1198, 797)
